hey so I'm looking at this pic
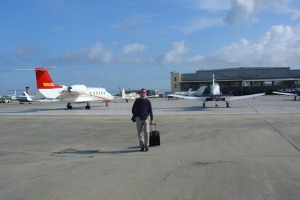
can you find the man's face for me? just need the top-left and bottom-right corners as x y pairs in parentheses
(140, 90), (146, 98)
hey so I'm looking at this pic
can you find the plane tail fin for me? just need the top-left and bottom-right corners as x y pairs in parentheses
(35, 67), (62, 89)
(121, 88), (126, 99)
(23, 92), (33, 101)
(196, 86), (207, 95)
(187, 88), (192, 95)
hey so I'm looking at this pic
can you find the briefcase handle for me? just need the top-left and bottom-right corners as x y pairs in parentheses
(150, 123), (157, 131)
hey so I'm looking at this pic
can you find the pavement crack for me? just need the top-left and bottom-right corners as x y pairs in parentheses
(264, 120), (300, 152)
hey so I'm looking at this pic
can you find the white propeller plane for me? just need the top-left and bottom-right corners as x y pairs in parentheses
(168, 74), (265, 108)
(18, 67), (114, 109)
(272, 91), (300, 100)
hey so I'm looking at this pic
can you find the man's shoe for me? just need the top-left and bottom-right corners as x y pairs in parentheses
(145, 147), (149, 152)
(140, 148), (144, 151)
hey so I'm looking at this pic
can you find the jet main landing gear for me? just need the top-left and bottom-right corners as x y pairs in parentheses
(226, 101), (230, 108)
(67, 102), (73, 110)
(85, 102), (91, 109)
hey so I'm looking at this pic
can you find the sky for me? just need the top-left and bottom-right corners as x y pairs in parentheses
(1, 0), (300, 95)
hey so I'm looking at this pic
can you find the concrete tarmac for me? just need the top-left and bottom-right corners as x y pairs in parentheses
(0, 95), (300, 200)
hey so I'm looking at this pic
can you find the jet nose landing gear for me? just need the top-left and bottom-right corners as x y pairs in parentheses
(85, 102), (91, 109)
(226, 101), (230, 108)
(67, 102), (73, 110)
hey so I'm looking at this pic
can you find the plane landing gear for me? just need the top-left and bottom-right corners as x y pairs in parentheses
(67, 102), (73, 110)
(85, 102), (91, 109)
(202, 102), (206, 108)
(226, 101), (230, 108)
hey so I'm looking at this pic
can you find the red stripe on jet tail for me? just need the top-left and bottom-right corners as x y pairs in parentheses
(35, 67), (62, 89)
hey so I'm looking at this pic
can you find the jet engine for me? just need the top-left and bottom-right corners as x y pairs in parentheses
(67, 85), (87, 94)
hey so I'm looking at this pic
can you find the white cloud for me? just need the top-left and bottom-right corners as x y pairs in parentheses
(161, 40), (189, 64)
(122, 43), (146, 54)
(180, 17), (224, 34)
(224, 0), (300, 26)
(224, 0), (256, 26)
(206, 25), (300, 67)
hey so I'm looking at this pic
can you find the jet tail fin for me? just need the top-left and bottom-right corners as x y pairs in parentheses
(23, 92), (33, 101)
(18, 67), (64, 99)
(35, 67), (62, 89)
(121, 88), (126, 99)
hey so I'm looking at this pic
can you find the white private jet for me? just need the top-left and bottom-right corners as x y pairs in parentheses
(272, 91), (300, 100)
(18, 67), (114, 109)
(168, 74), (265, 108)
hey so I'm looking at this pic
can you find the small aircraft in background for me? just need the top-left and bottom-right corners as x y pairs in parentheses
(174, 88), (192, 96)
(168, 87), (206, 99)
(272, 91), (300, 100)
(121, 89), (139, 102)
(18, 67), (114, 109)
(7, 89), (23, 101)
(189, 86), (207, 96)
(168, 88), (192, 99)
(16, 92), (35, 104)
(168, 74), (265, 108)
(21, 92), (60, 103)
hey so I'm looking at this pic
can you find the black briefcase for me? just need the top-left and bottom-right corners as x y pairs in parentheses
(150, 124), (160, 146)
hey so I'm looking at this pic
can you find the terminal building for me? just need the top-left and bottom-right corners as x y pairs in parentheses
(170, 67), (300, 95)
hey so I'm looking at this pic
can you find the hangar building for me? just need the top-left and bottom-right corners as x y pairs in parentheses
(170, 67), (300, 95)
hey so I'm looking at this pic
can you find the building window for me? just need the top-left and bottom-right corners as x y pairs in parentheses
(295, 80), (300, 85)
(174, 84), (177, 88)
(174, 77), (177, 81)
(230, 82), (240, 87)
(263, 81), (272, 86)
(274, 81), (283, 86)
(252, 82), (262, 86)
(242, 82), (250, 87)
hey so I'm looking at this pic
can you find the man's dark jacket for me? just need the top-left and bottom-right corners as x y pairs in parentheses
(132, 98), (153, 120)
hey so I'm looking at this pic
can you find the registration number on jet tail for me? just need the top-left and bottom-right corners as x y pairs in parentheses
(43, 83), (55, 87)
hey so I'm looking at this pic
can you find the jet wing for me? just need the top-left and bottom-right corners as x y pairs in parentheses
(226, 93), (265, 101)
(272, 91), (298, 96)
(34, 92), (46, 99)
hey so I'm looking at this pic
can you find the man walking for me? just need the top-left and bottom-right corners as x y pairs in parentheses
(132, 88), (154, 152)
